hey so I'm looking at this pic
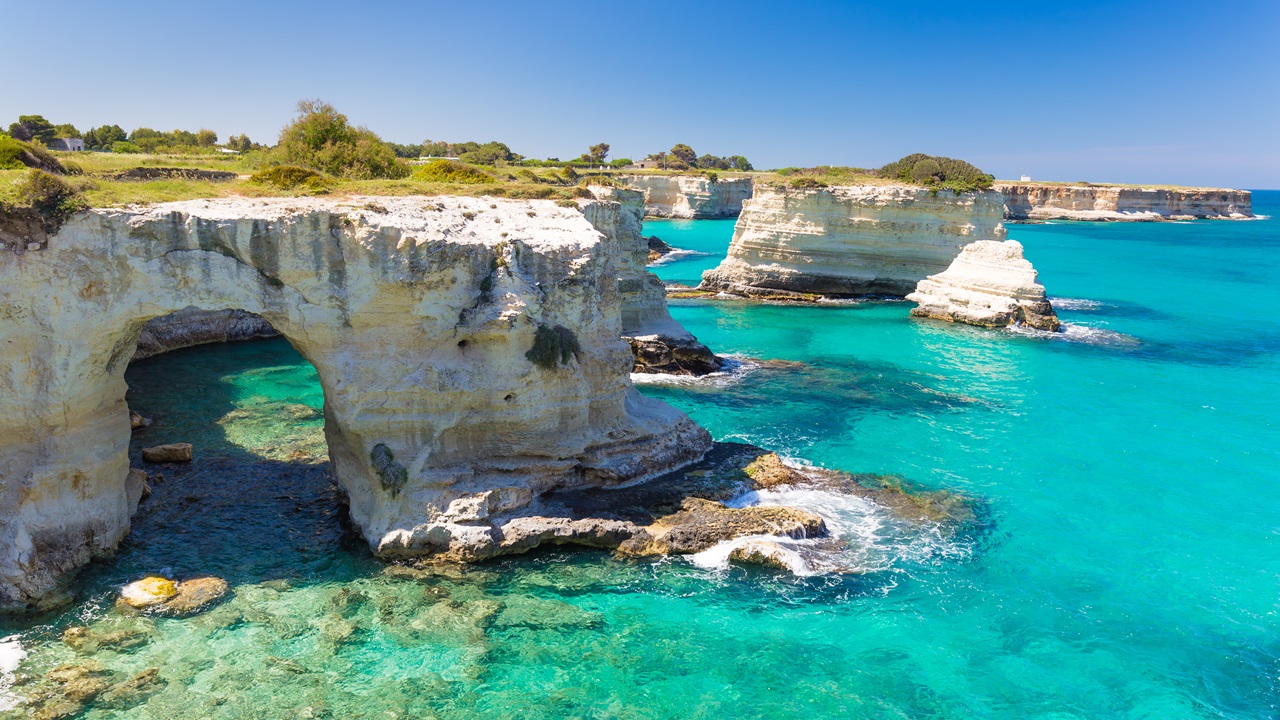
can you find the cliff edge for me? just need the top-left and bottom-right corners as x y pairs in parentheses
(996, 182), (1252, 221)
(618, 175), (752, 218)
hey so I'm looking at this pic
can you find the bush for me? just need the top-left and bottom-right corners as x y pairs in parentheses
(14, 170), (86, 222)
(525, 324), (580, 369)
(413, 160), (496, 184)
(790, 177), (825, 189)
(275, 99), (410, 180)
(249, 165), (333, 191)
(879, 153), (993, 192)
(112, 141), (142, 154)
(0, 136), (66, 173)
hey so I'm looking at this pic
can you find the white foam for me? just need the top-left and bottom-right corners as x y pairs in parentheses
(1007, 322), (1139, 347)
(1049, 297), (1104, 311)
(0, 635), (24, 712)
(647, 248), (709, 267)
(630, 355), (759, 388)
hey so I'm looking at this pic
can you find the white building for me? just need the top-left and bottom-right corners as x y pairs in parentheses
(49, 138), (85, 152)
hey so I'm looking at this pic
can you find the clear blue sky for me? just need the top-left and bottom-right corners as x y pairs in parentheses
(4, 0), (1277, 187)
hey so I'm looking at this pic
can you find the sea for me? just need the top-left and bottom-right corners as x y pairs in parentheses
(1, 193), (1277, 719)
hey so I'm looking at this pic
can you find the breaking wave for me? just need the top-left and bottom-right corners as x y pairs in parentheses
(630, 355), (760, 388)
(1049, 297), (1104, 311)
(0, 636), (24, 712)
(647, 248), (708, 267)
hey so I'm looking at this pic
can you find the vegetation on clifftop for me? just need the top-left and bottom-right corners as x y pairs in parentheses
(878, 153), (994, 192)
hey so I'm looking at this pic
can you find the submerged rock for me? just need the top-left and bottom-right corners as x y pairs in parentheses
(907, 240), (1060, 331)
(118, 576), (228, 615)
(617, 497), (827, 557)
(140, 443), (192, 464)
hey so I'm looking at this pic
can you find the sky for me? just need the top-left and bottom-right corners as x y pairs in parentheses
(3, 0), (1277, 187)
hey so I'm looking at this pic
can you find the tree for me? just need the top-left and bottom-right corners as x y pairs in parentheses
(9, 115), (56, 145)
(909, 159), (942, 184)
(669, 143), (696, 165)
(53, 123), (80, 139)
(276, 99), (408, 179)
(458, 141), (513, 166)
(196, 129), (218, 147)
(226, 134), (256, 152)
(588, 142), (609, 164)
(729, 155), (753, 172)
(84, 125), (126, 150)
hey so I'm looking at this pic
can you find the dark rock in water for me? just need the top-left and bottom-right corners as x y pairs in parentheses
(645, 235), (673, 263)
(616, 497), (826, 556)
(141, 443), (192, 463)
(132, 307), (279, 361)
(627, 334), (723, 376)
(728, 539), (807, 571)
(128, 410), (152, 430)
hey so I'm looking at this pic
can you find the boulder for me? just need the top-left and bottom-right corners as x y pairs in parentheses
(119, 577), (177, 608)
(128, 410), (151, 430)
(140, 443), (192, 463)
(728, 539), (808, 572)
(154, 577), (228, 616)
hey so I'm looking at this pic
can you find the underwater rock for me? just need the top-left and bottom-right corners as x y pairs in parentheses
(97, 668), (165, 710)
(700, 183), (1007, 298)
(62, 619), (154, 653)
(140, 443), (192, 464)
(155, 577), (228, 616)
(907, 240), (1060, 331)
(119, 577), (177, 608)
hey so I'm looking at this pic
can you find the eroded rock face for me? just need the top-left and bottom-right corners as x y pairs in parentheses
(132, 307), (279, 361)
(618, 175), (753, 218)
(907, 240), (1060, 331)
(0, 195), (711, 608)
(996, 182), (1252, 221)
(700, 184), (1008, 298)
(583, 187), (722, 376)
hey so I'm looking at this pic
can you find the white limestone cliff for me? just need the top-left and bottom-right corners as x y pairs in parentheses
(583, 187), (721, 375)
(618, 175), (752, 218)
(996, 182), (1252, 221)
(700, 184), (1008, 298)
(907, 240), (1060, 331)
(0, 195), (712, 608)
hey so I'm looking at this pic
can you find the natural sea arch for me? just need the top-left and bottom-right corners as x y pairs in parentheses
(0, 197), (708, 609)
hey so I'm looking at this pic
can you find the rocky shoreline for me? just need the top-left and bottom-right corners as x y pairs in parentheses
(995, 182), (1252, 222)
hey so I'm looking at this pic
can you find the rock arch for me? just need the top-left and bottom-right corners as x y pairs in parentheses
(0, 196), (710, 608)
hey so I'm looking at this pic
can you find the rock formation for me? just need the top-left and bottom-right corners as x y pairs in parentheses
(996, 182), (1252, 221)
(0, 195), (713, 609)
(907, 240), (1060, 331)
(584, 187), (722, 375)
(131, 307), (279, 361)
(700, 184), (1008, 298)
(618, 175), (753, 218)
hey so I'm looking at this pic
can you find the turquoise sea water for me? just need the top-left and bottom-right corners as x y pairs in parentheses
(2, 195), (1278, 718)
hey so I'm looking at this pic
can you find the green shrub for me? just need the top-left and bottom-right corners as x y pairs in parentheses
(525, 324), (580, 369)
(879, 153), (993, 192)
(112, 141), (142, 154)
(0, 136), (66, 173)
(14, 170), (87, 222)
(275, 99), (410, 180)
(789, 177), (825, 189)
(413, 159), (496, 184)
(249, 165), (333, 191)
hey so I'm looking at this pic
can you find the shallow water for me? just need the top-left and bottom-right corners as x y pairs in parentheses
(3, 196), (1278, 718)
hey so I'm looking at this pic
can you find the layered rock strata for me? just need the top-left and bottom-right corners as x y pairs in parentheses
(584, 187), (722, 375)
(907, 240), (1060, 331)
(700, 184), (1008, 298)
(618, 175), (753, 218)
(996, 182), (1252, 221)
(132, 307), (279, 361)
(0, 195), (714, 608)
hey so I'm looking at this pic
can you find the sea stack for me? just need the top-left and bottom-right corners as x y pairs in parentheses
(699, 184), (1008, 299)
(906, 240), (1060, 331)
